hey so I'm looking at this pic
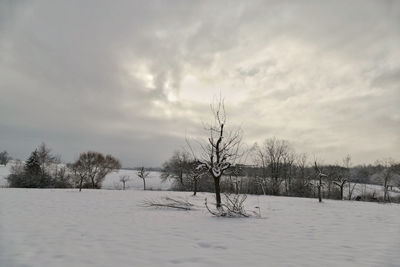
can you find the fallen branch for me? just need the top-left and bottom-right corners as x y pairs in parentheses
(165, 197), (194, 207)
(141, 196), (194, 210)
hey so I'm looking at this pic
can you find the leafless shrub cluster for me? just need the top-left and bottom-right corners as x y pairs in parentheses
(205, 193), (259, 218)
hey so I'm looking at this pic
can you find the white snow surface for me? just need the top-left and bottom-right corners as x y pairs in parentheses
(1, 188), (400, 267)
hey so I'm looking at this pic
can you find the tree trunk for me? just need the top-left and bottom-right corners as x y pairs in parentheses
(193, 178), (197, 196)
(340, 185), (343, 200)
(79, 176), (83, 192)
(123, 181), (126, 190)
(229, 176), (234, 193)
(91, 177), (96, 189)
(143, 179), (146, 191)
(348, 182), (351, 200)
(214, 177), (222, 208)
(383, 174), (389, 202)
(318, 185), (322, 202)
(261, 184), (266, 195)
(318, 176), (322, 203)
(179, 170), (184, 186)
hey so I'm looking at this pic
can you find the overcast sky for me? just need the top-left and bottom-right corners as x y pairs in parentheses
(1, 0), (399, 167)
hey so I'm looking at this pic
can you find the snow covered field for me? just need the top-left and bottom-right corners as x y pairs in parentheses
(1, 188), (399, 267)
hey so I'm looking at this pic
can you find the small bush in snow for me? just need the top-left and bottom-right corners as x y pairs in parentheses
(205, 193), (259, 218)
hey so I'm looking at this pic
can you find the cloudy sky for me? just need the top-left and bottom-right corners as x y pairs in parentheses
(1, 0), (399, 167)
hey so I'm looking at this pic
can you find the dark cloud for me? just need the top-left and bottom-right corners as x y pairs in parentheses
(0, 1), (399, 166)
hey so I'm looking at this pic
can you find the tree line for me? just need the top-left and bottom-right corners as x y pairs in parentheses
(4, 143), (121, 190)
(161, 145), (400, 203)
(2, 99), (399, 205)
(160, 99), (400, 205)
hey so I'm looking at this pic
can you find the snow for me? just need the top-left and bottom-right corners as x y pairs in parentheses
(1, 188), (399, 267)
(1, 165), (400, 266)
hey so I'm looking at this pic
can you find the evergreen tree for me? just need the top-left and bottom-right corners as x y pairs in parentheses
(7, 144), (68, 188)
(25, 150), (42, 176)
(23, 150), (52, 187)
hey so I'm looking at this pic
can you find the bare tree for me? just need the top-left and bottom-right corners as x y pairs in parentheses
(283, 149), (296, 195)
(187, 161), (207, 196)
(68, 162), (85, 191)
(297, 153), (308, 179)
(225, 149), (249, 195)
(292, 153), (312, 196)
(375, 158), (397, 202)
(120, 175), (130, 190)
(251, 143), (269, 195)
(342, 154), (357, 200)
(137, 167), (150, 190)
(314, 161), (327, 202)
(255, 176), (268, 195)
(161, 150), (192, 188)
(226, 165), (243, 195)
(191, 172), (203, 196)
(162, 150), (208, 195)
(252, 138), (292, 195)
(190, 98), (243, 208)
(394, 164), (400, 189)
(69, 151), (121, 191)
(266, 138), (291, 194)
(332, 167), (347, 200)
(0, 150), (11, 166)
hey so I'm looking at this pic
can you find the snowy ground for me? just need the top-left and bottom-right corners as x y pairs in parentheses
(1, 188), (400, 267)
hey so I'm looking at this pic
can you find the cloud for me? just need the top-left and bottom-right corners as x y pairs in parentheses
(0, 0), (399, 166)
